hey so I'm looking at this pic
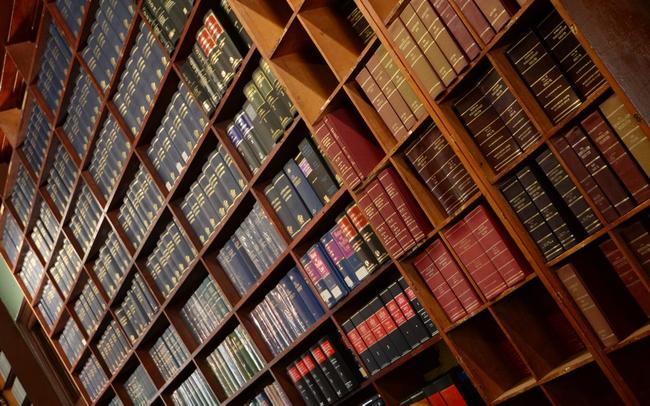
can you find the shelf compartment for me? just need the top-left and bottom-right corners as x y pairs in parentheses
(610, 335), (650, 403)
(229, 0), (294, 57)
(543, 362), (623, 405)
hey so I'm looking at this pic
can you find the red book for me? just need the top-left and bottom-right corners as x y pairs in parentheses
(600, 239), (650, 317)
(323, 108), (383, 180)
(378, 167), (432, 243)
(445, 220), (507, 300)
(427, 239), (482, 314)
(313, 122), (360, 188)
(440, 384), (468, 406)
(426, 392), (447, 406)
(581, 111), (650, 204)
(366, 179), (415, 255)
(357, 192), (402, 257)
(464, 205), (527, 287)
(414, 249), (467, 322)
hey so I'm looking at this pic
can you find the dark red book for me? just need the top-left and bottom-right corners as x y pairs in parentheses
(451, 0), (496, 43)
(355, 67), (408, 140)
(464, 205), (527, 287)
(430, 0), (481, 60)
(341, 320), (379, 374)
(313, 122), (360, 188)
(357, 192), (402, 258)
(619, 219), (650, 274)
(581, 111), (650, 204)
(445, 219), (507, 300)
(440, 384), (469, 406)
(366, 179), (415, 256)
(474, 0), (512, 31)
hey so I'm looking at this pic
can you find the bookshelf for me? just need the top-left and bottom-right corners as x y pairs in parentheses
(1, 0), (649, 405)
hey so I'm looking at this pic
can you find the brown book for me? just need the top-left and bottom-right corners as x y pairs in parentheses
(473, 0), (512, 31)
(355, 67), (408, 140)
(476, 66), (540, 151)
(367, 48), (417, 132)
(599, 94), (650, 178)
(377, 49), (427, 121)
(378, 167), (432, 243)
(389, 19), (445, 99)
(600, 239), (650, 317)
(557, 263), (618, 347)
(357, 193), (402, 258)
(404, 126), (478, 215)
(507, 30), (581, 124)
(411, 0), (468, 74)
(366, 179), (415, 255)
(313, 122), (360, 188)
(619, 219), (650, 275)
(563, 126), (635, 217)
(453, 83), (521, 172)
(581, 111), (650, 204)
(451, 0), (495, 44)
(535, 10), (605, 98)
(400, 4), (456, 86)
(552, 134), (618, 223)
(431, 0), (481, 60)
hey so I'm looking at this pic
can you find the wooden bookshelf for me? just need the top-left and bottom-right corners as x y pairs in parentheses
(1, 0), (649, 405)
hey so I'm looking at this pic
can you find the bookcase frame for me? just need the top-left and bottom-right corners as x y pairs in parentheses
(0, 0), (648, 404)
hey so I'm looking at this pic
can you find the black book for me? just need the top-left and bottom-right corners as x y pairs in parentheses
(397, 277), (437, 336)
(301, 353), (338, 403)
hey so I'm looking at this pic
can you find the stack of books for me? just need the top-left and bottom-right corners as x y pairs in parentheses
(78, 355), (108, 402)
(149, 327), (190, 381)
(93, 230), (130, 298)
(96, 319), (130, 374)
(124, 365), (157, 405)
(141, 0), (195, 53)
(1, 214), (22, 264)
(37, 24), (71, 112)
(171, 369), (220, 405)
(18, 249), (45, 296)
(114, 273), (159, 343)
(58, 318), (85, 364)
(38, 280), (64, 328)
(22, 105), (51, 174)
(30, 202), (58, 259)
(117, 167), (164, 247)
(88, 115), (130, 199)
(73, 281), (105, 334)
(55, 0), (86, 36)
(45, 144), (76, 213)
(180, 276), (231, 343)
(61, 71), (102, 158)
(49, 238), (82, 295)
(10, 165), (36, 225)
(68, 184), (102, 253)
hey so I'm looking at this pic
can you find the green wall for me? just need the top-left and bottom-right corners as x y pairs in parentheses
(0, 258), (23, 319)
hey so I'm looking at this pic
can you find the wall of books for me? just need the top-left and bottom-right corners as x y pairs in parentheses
(0, 0), (649, 405)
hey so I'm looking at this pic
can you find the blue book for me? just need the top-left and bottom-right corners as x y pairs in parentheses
(283, 159), (323, 216)
(287, 268), (324, 320)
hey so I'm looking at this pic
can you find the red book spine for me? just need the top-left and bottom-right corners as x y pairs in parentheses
(580, 111), (650, 203)
(366, 179), (415, 255)
(378, 168), (432, 242)
(451, 0), (496, 43)
(428, 239), (482, 313)
(357, 193), (402, 257)
(463, 205), (527, 287)
(313, 122), (360, 188)
(445, 219), (507, 300)
(440, 384), (469, 406)
(427, 393), (448, 406)
(414, 249), (467, 322)
(344, 323), (373, 370)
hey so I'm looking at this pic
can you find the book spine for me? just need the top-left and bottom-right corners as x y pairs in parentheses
(414, 249), (467, 322)
(450, 0), (495, 43)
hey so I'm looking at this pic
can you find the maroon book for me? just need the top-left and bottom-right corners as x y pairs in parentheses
(451, 0), (496, 44)
(581, 111), (650, 204)
(431, 0), (481, 60)
(414, 249), (467, 322)
(473, 0), (512, 31)
(619, 220), (650, 274)
(313, 122), (360, 188)
(464, 205), (527, 287)
(356, 67), (408, 140)
(357, 192), (402, 258)
(378, 167), (432, 243)
(366, 179), (415, 255)
(445, 219), (507, 300)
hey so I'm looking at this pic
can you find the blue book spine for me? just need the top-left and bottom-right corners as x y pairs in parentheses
(283, 159), (323, 216)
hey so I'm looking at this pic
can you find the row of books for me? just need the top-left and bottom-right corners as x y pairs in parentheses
(387, 0), (495, 100)
(61, 71), (102, 158)
(55, 0), (85, 37)
(93, 230), (130, 298)
(216, 202), (286, 295)
(68, 184), (102, 253)
(22, 105), (51, 175)
(342, 277), (437, 375)
(147, 82), (207, 192)
(58, 318), (85, 365)
(74, 281), (105, 335)
(88, 114), (130, 199)
(171, 369), (219, 405)
(141, 0), (194, 53)
(206, 325), (265, 397)
(501, 147), (602, 260)
(1, 214), (22, 264)
(124, 365), (157, 405)
(37, 24), (71, 113)
(453, 63), (540, 173)
(264, 140), (340, 238)
(245, 382), (291, 406)
(30, 202), (58, 260)
(10, 166), (36, 226)
(404, 125), (478, 216)
(250, 268), (325, 356)
(79, 355), (109, 401)
(340, 0), (374, 45)
(356, 45), (426, 141)
(18, 249), (45, 296)
(82, 0), (134, 91)
(215, 0), (253, 51)
(226, 63), (297, 175)
(507, 10), (605, 124)
(180, 10), (243, 114)
(180, 276), (231, 343)
(45, 144), (76, 214)
(400, 368), (480, 406)
(149, 327), (190, 381)
(113, 23), (168, 136)
(300, 204), (388, 309)
(117, 167), (164, 247)
(179, 143), (246, 245)
(96, 319), (130, 374)
(145, 220), (196, 298)
(314, 108), (383, 189)
(358, 167), (432, 258)
(38, 280), (64, 328)
(287, 336), (359, 406)
(115, 273), (159, 343)
(601, 238), (650, 317)
(50, 238), (82, 296)
(553, 107), (650, 223)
